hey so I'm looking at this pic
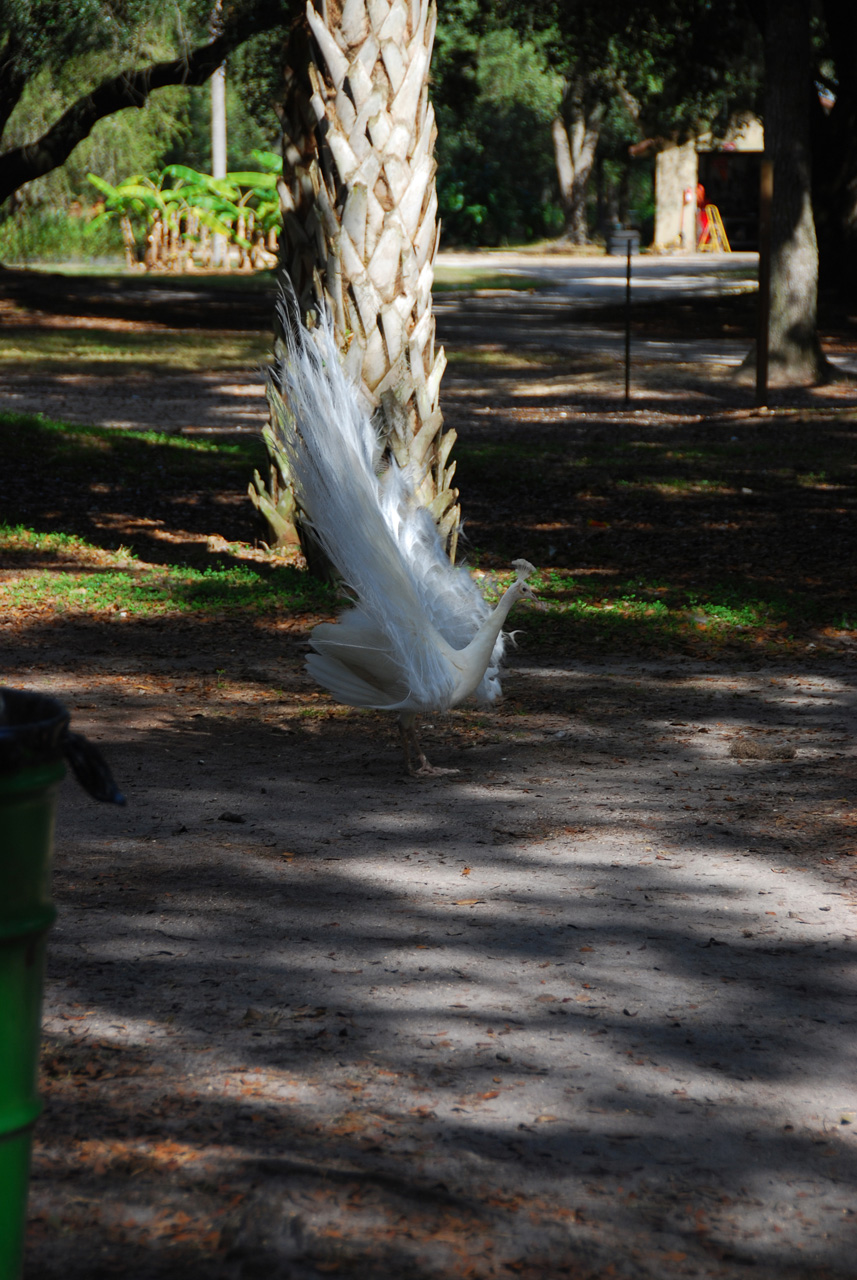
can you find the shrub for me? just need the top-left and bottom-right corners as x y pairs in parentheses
(0, 207), (126, 264)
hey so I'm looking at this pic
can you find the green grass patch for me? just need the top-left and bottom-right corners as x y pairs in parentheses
(615, 476), (734, 494)
(479, 565), (831, 655)
(444, 348), (576, 372)
(16, 260), (540, 296)
(0, 410), (265, 487)
(0, 523), (136, 563)
(0, 413), (271, 572)
(432, 266), (547, 293)
(0, 563), (333, 616)
(0, 328), (271, 374)
(457, 430), (857, 495)
(2, 393), (855, 658)
(3, 263), (279, 290)
(0, 523), (336, 618)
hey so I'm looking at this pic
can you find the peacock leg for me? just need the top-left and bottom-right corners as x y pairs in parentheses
(397, 711), (424, 774)
(398, 712), (458, 778)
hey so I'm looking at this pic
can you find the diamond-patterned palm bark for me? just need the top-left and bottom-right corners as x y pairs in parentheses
(249, 0), (460, 561)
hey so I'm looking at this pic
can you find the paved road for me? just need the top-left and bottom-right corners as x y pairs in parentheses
(436, 250), (857, 378)
(437, 249), (758, 306)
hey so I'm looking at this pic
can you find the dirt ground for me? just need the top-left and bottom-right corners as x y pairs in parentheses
(2, 263), (857, 1279)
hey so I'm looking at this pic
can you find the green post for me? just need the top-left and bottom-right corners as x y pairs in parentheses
(0, 689), (123, 1280)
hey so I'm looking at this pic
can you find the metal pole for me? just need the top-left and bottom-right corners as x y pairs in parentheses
(755, 157), (773, 408)
(624, 240), (632, 402)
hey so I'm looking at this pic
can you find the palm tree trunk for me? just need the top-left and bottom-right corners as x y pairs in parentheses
(250, 0), (459, 562)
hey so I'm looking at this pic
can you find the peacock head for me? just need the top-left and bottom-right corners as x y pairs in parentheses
(510, 559), (537, 602)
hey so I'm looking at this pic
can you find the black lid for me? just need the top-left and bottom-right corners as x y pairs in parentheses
(0, 687), (125, 804)
(0, 687), (69, 774)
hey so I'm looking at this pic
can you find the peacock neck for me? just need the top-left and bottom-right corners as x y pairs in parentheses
(450, 580), (524, 703)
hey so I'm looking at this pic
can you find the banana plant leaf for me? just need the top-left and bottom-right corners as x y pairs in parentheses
(251, 150), (283, 173)
(225, 172), (278, 189)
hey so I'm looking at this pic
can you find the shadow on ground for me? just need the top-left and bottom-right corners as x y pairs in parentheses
(12, 620), (857, 1280)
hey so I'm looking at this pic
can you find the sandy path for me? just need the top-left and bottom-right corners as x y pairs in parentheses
(14, 627), (857, 1279)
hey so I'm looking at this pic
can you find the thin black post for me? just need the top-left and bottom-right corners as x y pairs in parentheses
(756, 156), (773, 408)
(624, 240), (632, 402)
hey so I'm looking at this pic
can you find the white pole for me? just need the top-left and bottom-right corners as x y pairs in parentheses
(211, 62), (227, 267)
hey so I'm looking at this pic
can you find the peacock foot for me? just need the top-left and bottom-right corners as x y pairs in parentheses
(409, 758), (459, 778)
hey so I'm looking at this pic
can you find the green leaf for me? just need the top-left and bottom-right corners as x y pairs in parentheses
(86, 173), (119, 197)
(199, 212), (233, 237)
(251, 150), (283, 173)
(162, 163), (210, 185)
(225, 171), (278, 189)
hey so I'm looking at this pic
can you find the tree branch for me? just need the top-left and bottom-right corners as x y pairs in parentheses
(0, 32), (28, 140)
(0, 3), (291, 205)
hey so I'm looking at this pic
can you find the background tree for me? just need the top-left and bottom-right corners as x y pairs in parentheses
(813, 0), (857, 298)
(744, 0), (831, 384)
(540, 5), (623, 244)
(498, 0), (761, 245)
(0, 0), (296, 209)
(160, 32), (285, 175)
(431, 1), (563, 246)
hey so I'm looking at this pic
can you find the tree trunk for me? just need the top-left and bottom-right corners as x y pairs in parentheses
(247, 18), (316, 551)
(815, 0), (857, 297)
(751, 0), (831, 384)
(249, 0), (459, 563)
(551, 85), (603, 245)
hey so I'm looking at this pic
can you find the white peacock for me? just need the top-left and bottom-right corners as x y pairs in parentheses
(268, 304), (536, 775)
